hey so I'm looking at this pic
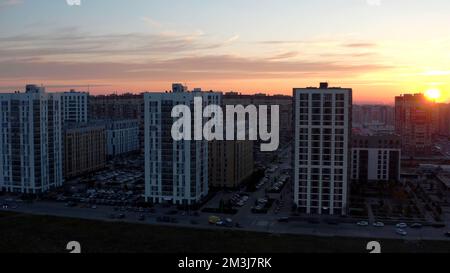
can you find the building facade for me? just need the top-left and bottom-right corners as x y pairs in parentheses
(104, 119), (140, 157)
(61, 90), (88, 124)
(351, 134), (401, 182)
(353, 105), (395, 127)
(89, 93), (145, 148)
(395, 94), (434, 156)
(293, 83), (352, 215)
(0, 85), (63, 193)
(433, 103), (450, 137)
(209, 140), (254, 189)
(144, 86), (212, 205)
(223, 92), (292, 163)
(63, 125), (106, 179)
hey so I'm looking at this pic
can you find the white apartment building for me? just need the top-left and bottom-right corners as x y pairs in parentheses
(61, 90), (88, 124)
(104, 119), (139, 157)
(0, 85), (63, 193)
(293, 83), (352, 216)
(351, 134), (401, 182)
(144, 86), (217, 205)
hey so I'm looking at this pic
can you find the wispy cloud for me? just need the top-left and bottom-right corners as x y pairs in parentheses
(343, 42), (378, 48)
(267, 51), (299, 60)
(223, 35), (240, 45)
(0, 27), (227, 63)
(258, 40), (305, 45)
(421, 70), (450, 76)
(0, 0), (22, 9)
(0, 26), (395, 92)
(140, 16), (162, 28)
(0, 54), (393, 84)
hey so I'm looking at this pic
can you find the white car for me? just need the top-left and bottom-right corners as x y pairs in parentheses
(396, 229), (408, 236)
(396, 223), (408, 229)
(357, 221), (369, 227)
(373, 222), (385, 227)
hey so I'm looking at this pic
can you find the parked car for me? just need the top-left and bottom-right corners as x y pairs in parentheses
(445, 231), (450, 238)
(410, 223), (423, 229)
(209, 216), (221, 225)
(396, 228), (408, 236)
(373, 222), (385, 227)
(357, 221), (369, 227)
(65, 201), (77, 207)
(396, 223), (408, 229)
(278, 217), (289, 223)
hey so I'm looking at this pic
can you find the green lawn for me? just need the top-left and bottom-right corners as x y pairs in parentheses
(0, 211), (448, 253)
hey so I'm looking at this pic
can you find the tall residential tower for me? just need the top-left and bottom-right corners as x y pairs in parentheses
(61, 90), (88, 124)
(144, 86), (218, 205)
(0, 85), (63, 193)
(293, 83), (352, 215)
(395, 93), (434, 157)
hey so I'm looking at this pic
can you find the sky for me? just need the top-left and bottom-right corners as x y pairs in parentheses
(0, 0), (450, 103)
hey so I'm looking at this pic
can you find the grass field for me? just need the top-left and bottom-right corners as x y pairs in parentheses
(0, 211), (449, 253)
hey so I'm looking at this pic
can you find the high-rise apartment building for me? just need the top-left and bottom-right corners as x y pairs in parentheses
(61, 90), (88, 124)
(293, 83), (352, 215)
(434, 103), (450, 137)
(395, 93), (434, 156)
(0, 85), (63, 193)
(63, 125), (106, 179)
(144, 86), (213, 205)
(351, 134), (401, 182)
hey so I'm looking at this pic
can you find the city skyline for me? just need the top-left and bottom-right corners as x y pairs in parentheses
(0, 0), (449, 104)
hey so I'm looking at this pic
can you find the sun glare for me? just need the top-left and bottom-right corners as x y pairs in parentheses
(425, 89), (441, 101)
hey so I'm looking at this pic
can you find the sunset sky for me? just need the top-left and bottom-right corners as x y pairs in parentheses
(0, 0), (450, 103)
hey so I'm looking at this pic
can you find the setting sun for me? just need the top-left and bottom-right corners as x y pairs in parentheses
(425, 89), (441, 101)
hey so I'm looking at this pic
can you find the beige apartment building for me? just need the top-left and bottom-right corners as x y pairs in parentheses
(209, 140), (254, 189)
(64, 125), (106, 179)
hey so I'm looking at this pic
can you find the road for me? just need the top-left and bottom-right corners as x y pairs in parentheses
(1, 195), (450, 242)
